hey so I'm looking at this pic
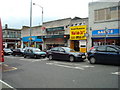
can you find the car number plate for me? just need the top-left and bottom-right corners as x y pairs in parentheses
(41, 55), (45, 56)
(82, 56), (85, 58)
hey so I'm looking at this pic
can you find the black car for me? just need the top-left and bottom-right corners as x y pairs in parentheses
(3, 48), (13, 55)
(87, 45), (120, 65)
(47, 47), (86, 62)
(12, 48), (24, 56)
(24, 47), (46, 59)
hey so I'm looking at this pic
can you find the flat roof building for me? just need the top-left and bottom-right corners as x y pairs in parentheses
(88, 1), (120, 49)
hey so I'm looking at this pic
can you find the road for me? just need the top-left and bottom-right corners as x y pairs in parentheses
(1, 55), (120, 89)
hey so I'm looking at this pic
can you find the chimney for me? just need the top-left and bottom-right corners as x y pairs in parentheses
(5, 24), (8, 29)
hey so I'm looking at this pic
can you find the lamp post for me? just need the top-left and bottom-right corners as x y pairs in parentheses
(33, 3), (44, 50)
(104, 27), (108, 45)
(29, 0), (33, 47)
(33, 3), (43, 26)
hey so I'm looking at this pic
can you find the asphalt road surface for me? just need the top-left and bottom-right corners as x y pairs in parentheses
(2, 55), (120, 89)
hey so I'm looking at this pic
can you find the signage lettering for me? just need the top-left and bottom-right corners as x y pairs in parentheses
(70, 25), (87, 40)
(92, 29), (119, 36)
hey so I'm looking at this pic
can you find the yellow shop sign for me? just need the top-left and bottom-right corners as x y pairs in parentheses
(70, 25), (87, 40)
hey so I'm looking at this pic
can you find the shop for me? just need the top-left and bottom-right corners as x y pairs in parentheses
(3, 39), (21, 49)
(92, 29), (120, 46)
(44, 35), (69, 50)
(70, 25), (87, 53)
(22, 36), (43, 50)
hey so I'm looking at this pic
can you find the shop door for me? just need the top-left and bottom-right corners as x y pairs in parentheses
(74, 41), (79, 51)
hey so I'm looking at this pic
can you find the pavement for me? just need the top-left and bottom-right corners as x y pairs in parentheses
(0, 63), (17, 89)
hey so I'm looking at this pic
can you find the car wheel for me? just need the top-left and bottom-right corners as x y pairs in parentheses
(24, 55), (26, 58)
(34, 55), (38, 59)
(89, 57), (96, 64)
(12, 54), (16, 56)
(69, 56), (75, 62)
(48, 55), (53, 60)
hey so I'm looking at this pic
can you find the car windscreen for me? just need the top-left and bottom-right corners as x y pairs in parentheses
(33, 48), (41, 52)
(63, 47), (75, 52)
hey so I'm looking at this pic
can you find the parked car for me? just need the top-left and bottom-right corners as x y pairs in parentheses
(12, 48), (24, 56)
(24, 47), (46, 59)
(3, 48), (13, 55)
(87, 45), (120, 65)
(47, 47), (86, 62)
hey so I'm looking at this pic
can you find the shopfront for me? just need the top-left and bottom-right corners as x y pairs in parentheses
(70, 25), (87, 53)
(44, 35), (69, 50)
(92, 29), (120, 46)
(22, 36), (43, 50)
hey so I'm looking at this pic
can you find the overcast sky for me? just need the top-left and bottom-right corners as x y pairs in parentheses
(1, 0), (115, 29)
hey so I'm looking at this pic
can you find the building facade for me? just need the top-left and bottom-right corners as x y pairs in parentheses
(21, 26), (43, 50)
(21, 17), (88, 52)
(43, 18), (71, 50)
(2, 24), (21, 49)
(88, 2), (120, 49)
(69, 17), (88, 53)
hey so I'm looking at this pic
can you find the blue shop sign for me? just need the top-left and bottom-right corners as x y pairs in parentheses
(22, 36), (42, 42)
(92, 29), (120, 36)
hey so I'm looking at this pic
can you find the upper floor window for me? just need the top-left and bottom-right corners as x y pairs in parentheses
(110, 7), (117, 11)
(94, 6), (118, 22)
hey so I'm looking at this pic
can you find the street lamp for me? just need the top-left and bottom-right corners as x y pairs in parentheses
(29, 0), (33, 47)
(33, 3), (43, 26)
(33, 3), (44, 50)
(104, 27), (108, 45)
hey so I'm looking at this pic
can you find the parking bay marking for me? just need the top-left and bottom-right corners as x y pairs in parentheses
(19, 58), (47, 62)
(111, 72), (120, 75)
(46, 63), (88, 70)
(52, 61), (95, 68)
(53, 61), (95, 68)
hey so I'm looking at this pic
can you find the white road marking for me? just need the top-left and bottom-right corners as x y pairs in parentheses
(0, 80), (16, 90)
(111, 72), (120, 75)
(81, 65), (94, 68)
(72, 80), (75, 82)
(19, 58), (47, 62)
(46, 63), (84, 70)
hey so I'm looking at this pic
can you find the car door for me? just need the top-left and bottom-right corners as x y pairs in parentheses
(106, 46), (119, 64)
(25, 49), (33, 58)
(50, 47), (59, 59)
(58, 48), (68, 60)
(95, 46), (107, 63)
(29, 49), (34, 58)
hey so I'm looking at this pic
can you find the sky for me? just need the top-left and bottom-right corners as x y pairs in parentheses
(0, 0), (106, 29)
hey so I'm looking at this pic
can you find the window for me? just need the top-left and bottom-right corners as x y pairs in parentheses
(59, 48), (65, 52)
(107, 47), (117, 52)
(94, 6), (118, 21)
(106, 8), (111, 20)
(94, 9), (105, 21)
(97, 46), (106, 51)
(110, 7), (117, 11)
(51, 47), (58, 51)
